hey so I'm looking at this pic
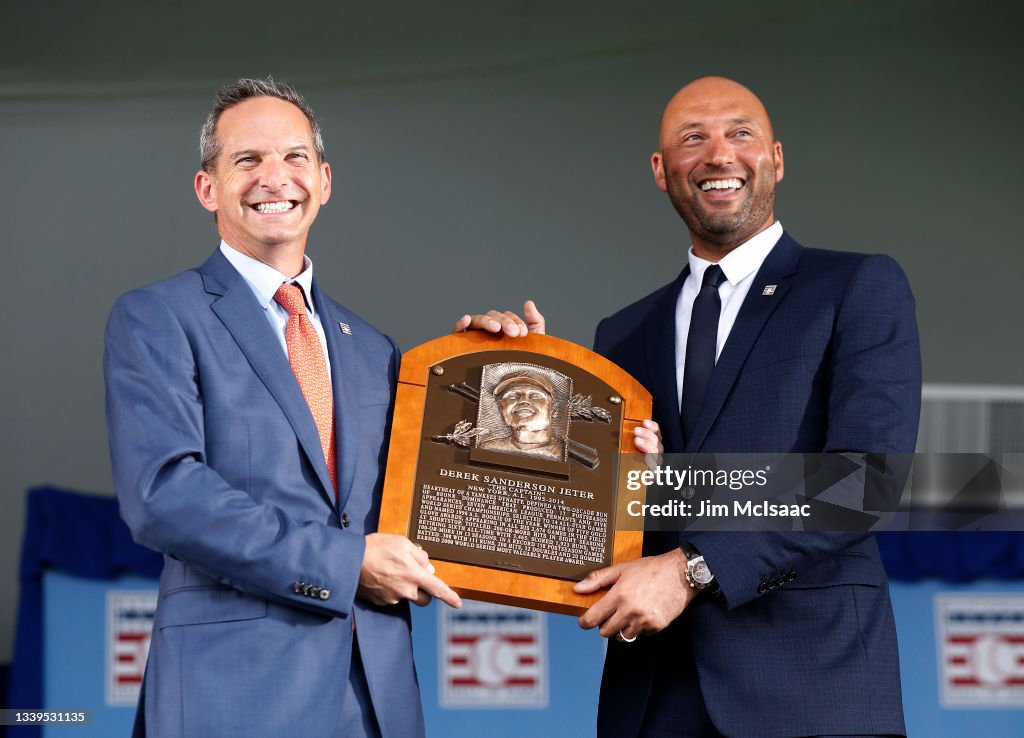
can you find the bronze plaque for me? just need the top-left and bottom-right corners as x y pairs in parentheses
(379, 332), (650, 615)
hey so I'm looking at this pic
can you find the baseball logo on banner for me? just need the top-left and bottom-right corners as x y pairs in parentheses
(935, 593), (1024, 706)
(440, 601), (548, 708)
(106, 590), (157, 706)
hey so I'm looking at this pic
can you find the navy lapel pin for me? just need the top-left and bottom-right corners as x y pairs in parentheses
(762, 285), (777, 296)
(338, 322), (352, 335)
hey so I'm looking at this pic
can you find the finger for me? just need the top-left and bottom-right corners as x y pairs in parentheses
(578, 596), (616, 631)
(485, 310), (521, 337)
(634, 436), (662, 455)
(599, 610), (632, 639)
(421, 574), (462, 608)
(412, 588), (433, 607)
(633, 437), (656, 454)
(636, 420), (664, 454)
(501, 310), (529, 337)
(477, 309), (520, 336)
(573, 565), (623, 594)
(615, 629), (638, 643)
(632, 427), (659, 454)
(452, 314), (472, 333)
(523, 300), (546, 335)
(459, 313), (505, 333)
(479, 313), (505, 332)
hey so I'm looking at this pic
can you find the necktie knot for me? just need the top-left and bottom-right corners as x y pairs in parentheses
(274, 283), (307, 317)
(702, 264), (726, 289)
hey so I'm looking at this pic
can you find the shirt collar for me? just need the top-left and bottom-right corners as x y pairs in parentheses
(219, 240), (317, 314)
(687, 220), (784, 286)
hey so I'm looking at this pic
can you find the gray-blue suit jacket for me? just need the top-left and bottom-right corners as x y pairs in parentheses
(105, 249), (423, 737)
(593, 233), (920, 737)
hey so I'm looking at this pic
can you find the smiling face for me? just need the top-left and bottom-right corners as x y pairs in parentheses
(498, 383), (554, 432)
(194, 96), (331, 273)
(651, 76), (783, 260)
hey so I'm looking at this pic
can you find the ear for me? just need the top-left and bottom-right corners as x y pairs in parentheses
(319, 162), (332, 205)
(773, 141), (784, 184)
(195, 169), (219, 213)
(651, 151), (668, 193)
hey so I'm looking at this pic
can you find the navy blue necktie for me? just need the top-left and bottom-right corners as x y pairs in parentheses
(681, 264), (726, 445)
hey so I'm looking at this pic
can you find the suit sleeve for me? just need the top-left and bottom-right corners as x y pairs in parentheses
(104, 288), (368, 619)
(684, 254), (921, 609)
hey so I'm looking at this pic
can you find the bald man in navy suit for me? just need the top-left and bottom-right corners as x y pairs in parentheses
(460, 76), (919, 737)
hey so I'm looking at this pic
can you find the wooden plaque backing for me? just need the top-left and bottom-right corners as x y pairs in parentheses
(378, 332), (651, 616)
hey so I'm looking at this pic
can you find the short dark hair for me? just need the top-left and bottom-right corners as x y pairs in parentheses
(199, 76), (325, 171)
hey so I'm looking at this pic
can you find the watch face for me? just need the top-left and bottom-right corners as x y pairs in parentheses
(691, 559), (714, 586)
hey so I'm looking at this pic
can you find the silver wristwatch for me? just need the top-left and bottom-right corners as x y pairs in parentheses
(685, 555), (715, 591)
(681, 543), (717, 593)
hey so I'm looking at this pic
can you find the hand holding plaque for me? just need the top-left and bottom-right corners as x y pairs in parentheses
(378, 322), (651, 615)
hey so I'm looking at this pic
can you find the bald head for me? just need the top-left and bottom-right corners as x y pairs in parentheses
(659, 76), (775, 149)
(651, 76), (784, 260)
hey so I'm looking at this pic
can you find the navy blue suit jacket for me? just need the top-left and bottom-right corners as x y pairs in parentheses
(593, 232), (920, 737)
(105, 250), (423, 737)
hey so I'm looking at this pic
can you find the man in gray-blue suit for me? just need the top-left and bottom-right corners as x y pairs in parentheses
(105, 77), (462, 738)
(466, 76), (919, 737)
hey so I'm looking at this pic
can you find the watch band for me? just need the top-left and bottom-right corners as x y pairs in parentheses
(679, 541), (701, 559)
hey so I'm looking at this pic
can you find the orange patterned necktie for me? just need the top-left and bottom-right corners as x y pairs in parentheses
(273, 283), (337, 494)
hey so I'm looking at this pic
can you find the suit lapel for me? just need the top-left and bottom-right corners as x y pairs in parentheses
(686, 233), (802, 451)
(645, 267), (689, 453)
(315, 282), (359, 512)
(200, 251), (338, 508)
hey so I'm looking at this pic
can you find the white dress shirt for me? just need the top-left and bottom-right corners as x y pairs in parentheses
(674, 221), (783, 408)
(219, 241), (332, 377)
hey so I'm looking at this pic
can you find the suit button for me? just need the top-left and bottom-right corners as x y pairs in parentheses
(319, 588), (331, 600)
(302, 584), (313, 596)
(681, 486), (696, 500)
(310, 586), (321, 598)
(341, 513), (351, 528)
(757, 582), (768, 594)
(293, 581), (305, 594)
